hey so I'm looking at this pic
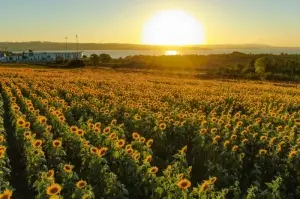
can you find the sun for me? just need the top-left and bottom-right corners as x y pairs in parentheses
(142, 10), (205, 46)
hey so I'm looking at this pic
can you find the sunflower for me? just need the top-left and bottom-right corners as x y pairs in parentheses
(148, 166), (158, 174)
(223, 140), (230, 148)
(209, 177), (217, 184)
(0, 189), (13, 199)
(76, 129), (85, 136)
(139, 137), (146, 143)
(230, 135), (237, 140)
(116, 139), (125, 148)
(242, 139), (248, 144)
(0, 150), (5, 159)
(213, 136), (221, 144)
(134, 114), (141, 121)
(46, 169), (55, 179)
(180, 145), (188, 154)
(144, 155), (152, 163)
(146, 139), (153, 148)
(63, 164), (73, 173)
(38, 116), (47, 124)
(70, 126), (78, 133)
(124, 112), (130, 117)
(133, 152), (140, 160)
(200, 129), (207, 135)
(237, 121), (243, 127)
(200, 181), (210, 192)
(159, 123), (167, 131)
(88, 123), (94, 129)
(76, 180), (87, 189)
(232, 145), (239, 152)
(98, 147), (108, 157)
(16, 118), (25, 127)
(94, 122), (101, 128)
(259, 149), (267, 155)
(46, 183), (62, 196)
(108, 132), (117, 140)
(90, 147), (99, 154)
(126, 148), (134, 155)
(260, 136), (268, 141)
(132, 132), (140, 140)
(24, 122), (30, 129)
(289, 150), (297, 159)
(111, 119), (117, 125)
(177, 179), (191, 190)
(103, 127), (111, 134)
(52, 140), (62, 148)
(0, 146), (6, 153)
(32, 139), (43, 148)
(93, 127), (101, 134)
(125, 144), (132, 150)
(210, 128), (217, 134)
(0, 136), (4, 143)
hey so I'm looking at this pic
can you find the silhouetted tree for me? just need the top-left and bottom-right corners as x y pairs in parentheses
(90, 54), (99, 65)
(99, 53), (112, 63)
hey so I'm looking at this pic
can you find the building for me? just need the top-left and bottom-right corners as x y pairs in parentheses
(0, 51), (83, 63)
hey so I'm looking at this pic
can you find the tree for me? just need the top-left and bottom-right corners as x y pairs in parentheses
(255, 57), (267, 75)
(99, 53), (112, 63)
(90, 54), (99, 66)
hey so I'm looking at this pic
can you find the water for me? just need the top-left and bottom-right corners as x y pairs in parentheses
(13, 48), (300, 58)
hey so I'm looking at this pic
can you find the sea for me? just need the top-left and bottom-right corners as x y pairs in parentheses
(13, 48), (300, 59)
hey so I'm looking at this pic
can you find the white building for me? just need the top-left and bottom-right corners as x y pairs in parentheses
(0, 51), (83, 63)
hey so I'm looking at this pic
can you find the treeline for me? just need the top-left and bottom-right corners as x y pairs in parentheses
(98, 52), (300, 81)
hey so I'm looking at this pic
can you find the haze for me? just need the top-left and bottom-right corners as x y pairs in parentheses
(1, 0), (300, 47)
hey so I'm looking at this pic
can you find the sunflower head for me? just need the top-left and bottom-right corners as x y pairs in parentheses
(209, 177), (217, 184)
(90, 147), (99, 154)
(116, 139), (125, 148)
(232, 145), (239, 152)
(32, 139), (43, 148)
(289, 150), (297, 159)
(76, 180), (87, 189)
(139, 137), (146, 143)
(94, 122), (101, 128)
(52, 140), (62, 148)
(70, 126), (78, 133)
(46, 183), (62, 196)
(46, 169), (55, 179)
(126, 148), (134, 155)
(146, 139), (153, 148)
(98, 147), (108, 157)
(159, 123), (167, 130)
(63, 164), (73, 173)
(259, 149), (267, 155)
(144, 155), (152, 164)
(148, 166), (158, 174)
(103, 127), (111, 134)
(0, 189), (13, 199)
(17, 118), (25, 127)
(177, 179), (191, 190)
(200, 181), (210, 192)
(76, 129), (85, 136)
(132, 132), (140, 140)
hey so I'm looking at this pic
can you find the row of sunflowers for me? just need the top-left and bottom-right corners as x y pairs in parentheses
(0, 94), (13, 199)
(0, 68), (299, 198)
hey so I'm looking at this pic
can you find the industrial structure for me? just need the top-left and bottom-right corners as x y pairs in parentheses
(0, 51), (83, 63)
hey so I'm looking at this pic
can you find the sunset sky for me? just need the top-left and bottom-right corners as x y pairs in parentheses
(1, 0), (300, 46)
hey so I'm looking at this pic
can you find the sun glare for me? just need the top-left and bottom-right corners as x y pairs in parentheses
(142, 10), (205, 46)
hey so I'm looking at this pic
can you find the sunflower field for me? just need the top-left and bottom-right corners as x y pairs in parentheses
(0, 67), (299, 199)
